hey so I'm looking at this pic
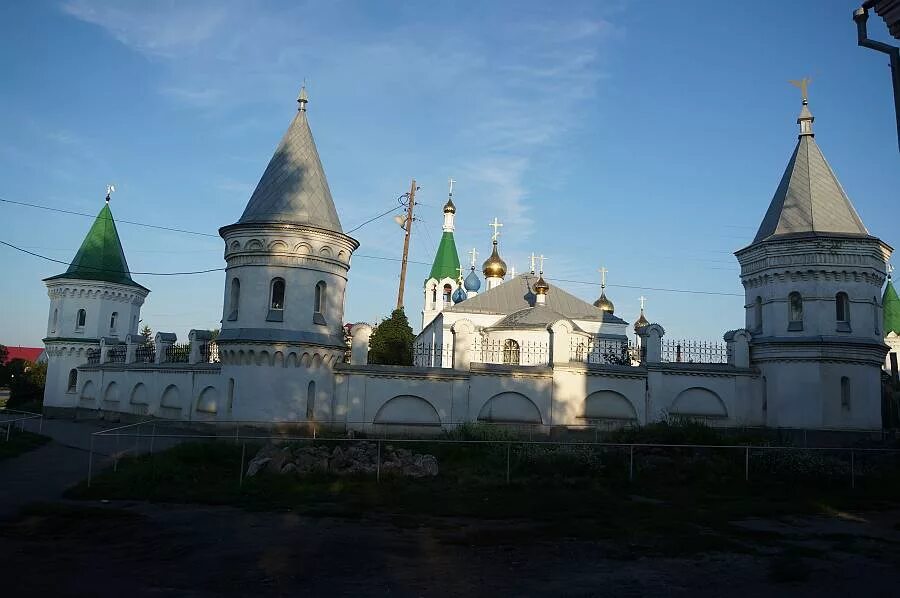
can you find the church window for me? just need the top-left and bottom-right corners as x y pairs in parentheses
(110, 312), (118, 333)
(313, 281), (327, 325)
(443, 283), (452, 305)
(835, 292), (851, 332)
(761, 376), (767, 412)
(502, 339), (520, 365)
(228, 278), (241, 321)
(873, 296), (880, 335)
(267, 278), (285, 322)
(76, 309), (86, 330)
(840, 376), (851, 410)
(67, 369), (78, 393)
(430, 285), (437, 307)
(51, 308), (58, 333)
(788, 292), (803, 331)
(306, 380), (316, 420)
(754, 296), (763, 332)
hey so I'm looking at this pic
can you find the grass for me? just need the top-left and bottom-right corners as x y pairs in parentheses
(67, 437), (900, 557)
(0, 430), (49, 460)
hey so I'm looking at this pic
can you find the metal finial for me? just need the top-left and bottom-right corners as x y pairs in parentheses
(789, 77), (815, 136)
(538, 254), (547, 275)
(469, 247), (479, 269)
(105, 184), (116, 203)
(489, 217), (503, 242)
(639, 295), (646, 310)
(298, 84), (308, 112)
(599, 266), (608, 289)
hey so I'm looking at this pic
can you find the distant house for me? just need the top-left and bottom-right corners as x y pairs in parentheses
(2, 346), (46, 365)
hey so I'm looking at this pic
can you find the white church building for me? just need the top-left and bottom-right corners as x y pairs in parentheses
(42, 89), (895, 431)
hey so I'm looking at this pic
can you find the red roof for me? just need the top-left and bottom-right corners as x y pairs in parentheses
(2, 346), (44, 364)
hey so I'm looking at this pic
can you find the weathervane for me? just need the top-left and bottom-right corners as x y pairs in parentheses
(789, 77), (812, 103)
(489, 217), (503, 242)
(105, 184), (116, 203)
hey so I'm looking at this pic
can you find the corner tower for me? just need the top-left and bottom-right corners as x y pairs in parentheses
(422, 181), (461, 329)
(735, 92), (892, 429)
(217, 88), (359, 420)
(42, 192), (149, 412)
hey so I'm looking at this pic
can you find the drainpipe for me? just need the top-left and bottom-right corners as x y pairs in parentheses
(854, 4), (900, 152)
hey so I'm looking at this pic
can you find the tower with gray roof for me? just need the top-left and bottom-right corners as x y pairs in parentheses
(217, 88), (359, 420)
(735, 95), (893, 429)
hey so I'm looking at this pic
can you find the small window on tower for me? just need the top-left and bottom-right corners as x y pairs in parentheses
(835, 292), (851, 332)
(110, 312), (118, 333)
(76, 309), (87, 330)
(443, 284), (452, 305)
(67, 369), (78, 393)
(840, 376), (851, 410)
(788, 292), (803, 331)
(754, 296), (762, 332)
(51, 308), (58, 333)
(313, 281), (327, 325)
(228, 278), (241, 321)
(266, 278), (285, 322)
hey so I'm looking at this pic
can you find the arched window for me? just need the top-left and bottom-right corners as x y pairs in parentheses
(443, 283), (452, 305)
(67, 369), (78, 393)
(227, 378), (235, 411)
(788, 292), (803, 331)
(874, 296), (880, 335)
(315, 281), (326, 315)
(228, 278), (240, 321)
(840, 376), (851, 410)
(51, 308), (58, 333)
(754, 296), (762, 332)
(835, 292), (851, 331)
(76, 309), (87, 330)
(306, 380), (316, 420)
(502, 339), (520, 365)
(430, 285), (437, 307)
(267, 278), (285, 322)
(110, 312), (118, 333)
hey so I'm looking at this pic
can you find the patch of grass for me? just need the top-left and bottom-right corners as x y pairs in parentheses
(768, 548), (812, 583)
(0, 430), (49, 460)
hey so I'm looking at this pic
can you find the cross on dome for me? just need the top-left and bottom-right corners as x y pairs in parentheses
(469, 247), (479, 269)
(489, 217), (503, 241)
(105, 184), (116, 203)
(599, 266), (608, 288)
(538, 254), (547, 274)
(639, 295), (646, 310)
(529, 252), (538, 274)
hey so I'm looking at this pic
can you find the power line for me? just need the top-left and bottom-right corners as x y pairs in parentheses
(548, 276), (743, 297)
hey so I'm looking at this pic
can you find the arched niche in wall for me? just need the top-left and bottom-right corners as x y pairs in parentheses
(80, 380), (96, 401)
(478, 392), (543, 424)
(671, 387), (727, 418)
(161, 384), (181, 408)
(196, 386), (220, 414)
(374, 395), (441, 426)
(583, 390), (637, 421)
(103, 381), (120, 403)
(130, 383), (149, 405)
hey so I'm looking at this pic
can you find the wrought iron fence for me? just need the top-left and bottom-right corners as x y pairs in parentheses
(200, 341), (220, 364)
(107, 345), (126, 363)
(570, 337), (637, 366)
(135, 343), (156, 363)
(165, 343), (190, 363)
(86, 348), (100, 365)
(661, 339), (728, 364)
(412, 342), (452, 367)
(473, 338), (550, 366)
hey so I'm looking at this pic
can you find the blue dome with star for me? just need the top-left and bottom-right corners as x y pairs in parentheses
(464, 269), (481, 292)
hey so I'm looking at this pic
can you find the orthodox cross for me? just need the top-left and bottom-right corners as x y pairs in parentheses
(599, 266), (608, 288)
(489, 217), (503, 242)
(789, 77), (812, 102)
(639, 295), (647, 311)
(889, 263), (895, 279)
(529, 253), (538, 274)
(456, 266), (465, 280)
(448, 178), (456, 196)
(538, 254), (547, 274)
(468, 247), (479, 269)
(105, 184), (116, 203)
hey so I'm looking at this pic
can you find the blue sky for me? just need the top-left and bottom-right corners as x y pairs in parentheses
(1, 0), (898, 347)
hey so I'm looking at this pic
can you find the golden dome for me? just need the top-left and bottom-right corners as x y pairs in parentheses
(534, 275), (550, 295)
(633, 309), (650, 332)
(482, 241), (507, 278)
(443, 197), (456, 214)
(593, 291), (614, 313)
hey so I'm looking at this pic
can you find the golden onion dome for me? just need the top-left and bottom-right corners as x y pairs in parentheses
(593, 291), (614, 313)
(482, 240), (507, 278)
(443, 197), (456, 214)
(534, 275), (550, 295)
(633, 309), (650, 332)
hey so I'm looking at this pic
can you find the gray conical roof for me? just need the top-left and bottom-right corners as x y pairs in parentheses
(753, 129), (867, 243)
(238, 105), (343, 232)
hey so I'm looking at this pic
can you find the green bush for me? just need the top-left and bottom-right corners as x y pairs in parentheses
(367, 308), (415, 366)
(607, 417), (725, 446)
(7, 359), (46, 410)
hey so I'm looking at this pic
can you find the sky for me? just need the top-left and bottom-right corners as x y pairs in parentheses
(0, 0), (898, 347)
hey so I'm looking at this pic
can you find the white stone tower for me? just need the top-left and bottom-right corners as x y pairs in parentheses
(42, 193), (149, 412)
(217, 88), (359, 421)
(735, 91), (892, 429)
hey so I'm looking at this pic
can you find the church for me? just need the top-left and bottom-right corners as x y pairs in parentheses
(41, 86), (895, 431)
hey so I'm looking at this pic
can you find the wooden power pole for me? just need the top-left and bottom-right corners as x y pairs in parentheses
(396, 178), (417, 310)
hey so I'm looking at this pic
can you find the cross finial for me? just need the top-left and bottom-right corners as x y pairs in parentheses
(789, 77), (812, 104)
(538, 254), (547, 274)
(456, 266), (465, 280)
(448, 178), (456, 196)
(639, 295), (646, 310)
(105, 184), (116, 203)
(599, 266), (608, 288)
(529, 253), (537, 274)
(469, 247), (479, 269)
(889, 263), (895, 279)
(489, 217), (503, 242)
(298, 82), (309, 112)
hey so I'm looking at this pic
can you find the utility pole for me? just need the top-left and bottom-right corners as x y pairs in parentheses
(396, 178), (417, 310)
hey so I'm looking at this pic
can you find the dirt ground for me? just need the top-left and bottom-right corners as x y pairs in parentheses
(2, 500), (900, 597)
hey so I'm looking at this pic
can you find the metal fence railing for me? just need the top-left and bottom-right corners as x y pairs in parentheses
(473, 339), (550, 366)
(84, 418), (900, 491)
(570, 337), (638, 366)
(165, 343), (190, 363)
(107, 345), (126, 363)
(661, 339), (729, 364)
(200, 341), (219, 364)
(0, 408), (43, 440)
(86, 348), (100, 365)
(135, 343), (156, 363)
(411, 342), (452, 367)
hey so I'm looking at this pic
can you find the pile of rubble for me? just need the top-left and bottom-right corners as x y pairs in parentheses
(245, 441), (439, 478)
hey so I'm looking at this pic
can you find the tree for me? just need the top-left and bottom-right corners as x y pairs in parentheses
(367, 308), (415, 366)
(0, 344), (8, 387)
(7, 359), (46, 410)
(0, 344), (8, 366)
(140, 325), (153, 344)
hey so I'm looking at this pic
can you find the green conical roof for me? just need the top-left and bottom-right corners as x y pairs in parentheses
(427, 231), (461, 282)
(884, 279), (900, 335)
(45, 203), (145, 289)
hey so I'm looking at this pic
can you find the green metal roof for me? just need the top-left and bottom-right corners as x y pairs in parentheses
(44, 203), (145, 289)
(884, 279), (900, 335)
(427, 231), (461, 282)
